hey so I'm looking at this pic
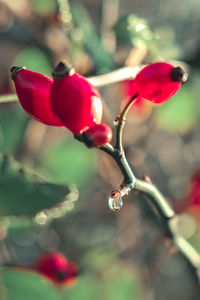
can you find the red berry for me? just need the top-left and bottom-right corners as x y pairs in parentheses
(11, 66), (63, 126)
(135, 62), (188, 104)
(173, 170), (200, 214)
(51, 62), (103, 135)
(177, 170), (200, 223)
(35, 252), (79, 285)
(83, 123), (112, 147)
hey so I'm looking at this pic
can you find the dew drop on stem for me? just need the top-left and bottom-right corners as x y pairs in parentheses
(108, 195), (123, 211)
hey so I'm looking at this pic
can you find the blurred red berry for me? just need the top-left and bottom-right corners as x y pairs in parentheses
(135, 62), (188, 104)
(173, 170), (200, 215)
(189, 170), (200, 206)
(182, 170), (200, 225)
(11, 66), (63, 126)
(83, 123), (112, 147)
(51, 62), (103, 135)
(35, 252), (79, 286)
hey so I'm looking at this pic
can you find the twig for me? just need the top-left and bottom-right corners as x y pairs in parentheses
(135, 178), (200, 275)
(134, 179), (175, 219)
(114, 93), (138, 152)
(100, 147), (200, 276)
(100, 143), (136, 186)
(0, 94), (18, 103)
(99, 93), (139, 210)
(172, 234), (200, 272)
(96, 70), (200, 277)
(88, 66), (140, 87)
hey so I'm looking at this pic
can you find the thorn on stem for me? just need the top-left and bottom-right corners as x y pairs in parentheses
(143, 175), (152, 184)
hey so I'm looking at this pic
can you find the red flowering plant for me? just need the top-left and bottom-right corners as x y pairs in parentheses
(1, 3), (200, 299)
(4, 52), (200, 299)
(10, 60), (188, 212)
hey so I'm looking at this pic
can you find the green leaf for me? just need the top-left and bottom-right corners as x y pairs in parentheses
(39, 138), (96, 189)
(14, 47), (53, 76)
(0, 107), (28, 153)
(113, 14), (153, 47)
(0, 153), (74, 216)
(1, 268), (61, 300)
(155, 85), (198, 133)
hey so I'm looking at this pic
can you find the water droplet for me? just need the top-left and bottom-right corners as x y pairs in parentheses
(108, 196), (123, 211)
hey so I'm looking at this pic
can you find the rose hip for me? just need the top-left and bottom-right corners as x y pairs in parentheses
(51, 62), (103, 135)
(11, 66), (63, 126)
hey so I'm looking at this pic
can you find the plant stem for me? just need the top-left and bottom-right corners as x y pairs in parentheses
(134, 179), (175, 219)
(98, 88), (200, 276)
(135, 177), (200, 274)
(101, 144), (136, 185)
(115, 93), (138, 152)
(100, 146), (200, 274)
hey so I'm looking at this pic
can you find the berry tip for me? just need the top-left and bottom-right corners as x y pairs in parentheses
(171, 66), (188, 83)
(10, 66), (26, 79)
(52, 61), (72, 78)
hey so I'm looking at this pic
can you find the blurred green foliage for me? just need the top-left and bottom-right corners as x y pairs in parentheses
(0, 106), (28, 153)
(39, 138), (96, 189)
(67, 248), (142, 300)
(113, 14), (153, 48)
(2, 268), (62, 300)
(31, 0), (57, 14)
(14, 47), (53, 77)
(156, 85), (199, 133)
(71, 2), (115, 71)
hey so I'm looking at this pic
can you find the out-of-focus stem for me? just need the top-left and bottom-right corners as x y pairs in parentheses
(0, 94), (18, 103)
(88, 66), (140, 87)
(135, 178), (200, 275)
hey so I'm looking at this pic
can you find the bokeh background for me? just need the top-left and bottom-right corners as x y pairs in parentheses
(1, 0), (200, 299)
